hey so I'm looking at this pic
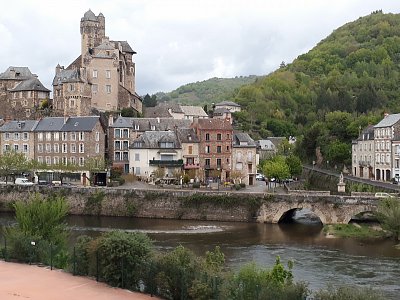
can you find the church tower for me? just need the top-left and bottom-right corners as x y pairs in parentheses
(80, 9), (105, 57)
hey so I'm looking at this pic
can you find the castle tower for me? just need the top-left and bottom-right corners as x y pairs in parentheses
(80, 9), (105, 57)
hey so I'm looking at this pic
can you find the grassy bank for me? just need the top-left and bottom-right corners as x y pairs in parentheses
(323, 224), (388, 239)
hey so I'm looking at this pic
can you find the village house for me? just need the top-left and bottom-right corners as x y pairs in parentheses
(191, 118), (233, 182)
(144, 102), (208, 120)
(176, 128), (200, 179)
(52, 10), (142, 117)
(108, 115), (191, 173)
(0, 120), (38, 161)
(351, 125), (375, 180)
(0, 66), (50, 120)
(129, 131), (183, 180)
(214, 101), (241, 113)
(232, 132), (258, 185)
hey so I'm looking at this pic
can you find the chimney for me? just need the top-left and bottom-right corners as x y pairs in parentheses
(384, 112), (389, 118)
(108, 114), (114, 126)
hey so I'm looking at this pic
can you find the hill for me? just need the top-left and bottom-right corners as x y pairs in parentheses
(233, 10), (400, 164)
(155, 76), (258, 106)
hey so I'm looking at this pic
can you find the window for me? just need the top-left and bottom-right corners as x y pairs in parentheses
(217, 133), (222, 141)
(69, 84), (75, 92)
(92, 84), (98, 92)
(62, 157), (67, 165)
(54, 144), (59, 153)
(14, 144), (19, 152)
(114, 129), (121, 138)
(79, 143), (84, 153)
(79, 157), (85, 166)
(95, 132), (100, 141)
(205, 133), (210, 141)
(135, 167), (141, 175)
(115, 141), (121, 150)
(46, 156), (51, 165)
(93, 70), (98, 78)
(217, 146), (221, 153)
(106, 85), (111, 93)
(62, 143), (67, 153)
(4, 144), (10, 152)
(38, 156), (43, 164)
(45, 143), (51, 153)
(205, 158), (211, 167)
(23, 144), (28, 153)
(248, 151), (253, 161)
(37, 144), (43, 153)
(188, 145), (193, 155)
(95, 143), (99, 153)
(70, 99), (75, 107)
(205, 145), (210, 153)
(70, 143), (76, 153)
(54, 132), (60, 141)
(106, 70), (111, 79)
(396, 159), (399, 168)
(226, 145), (230, 151)
(123, 129), (129, 138)
(115, 152), (121, 161)
(123, 141), (129, 150)
(160, 142), (174, 148)
(53, 157), (59, 165)
(70, 157), (76, 165)
(4, 133), (10, 140)
(62, 132), (67, 141)
(79, 132), (84, 141)
(14, 133), (20, 140)
(151, 125), (155, 130)
(46, 132), (51, 141)
(237, 152), (242, 161)
(135, 153), (140, 161)
(217, 158), (222, 168)
(23, 132), (28, 141)
(70, 132), (76, 141)
(236, 162), (243, 170)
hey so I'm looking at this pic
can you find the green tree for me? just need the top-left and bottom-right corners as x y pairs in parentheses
(375, 197), (400, 240)
(12, 193), (69, 246)
(263, 156), (290, 182)
(285, 155), (303, 177)
(0, 151), (31, 183)
(326, 140), (351, 165)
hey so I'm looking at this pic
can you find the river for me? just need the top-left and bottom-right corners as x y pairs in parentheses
(1, 212), (399, 299)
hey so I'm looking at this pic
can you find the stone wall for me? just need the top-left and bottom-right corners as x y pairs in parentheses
(0, 185), (379, 224)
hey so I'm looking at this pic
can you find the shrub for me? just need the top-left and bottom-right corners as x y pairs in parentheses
(314, 284), (384, 300)
(240, 183), (246, 188)
(234, 184), (241, 190)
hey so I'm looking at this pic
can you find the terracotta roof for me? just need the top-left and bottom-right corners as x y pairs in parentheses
(196, 118), (232, 130)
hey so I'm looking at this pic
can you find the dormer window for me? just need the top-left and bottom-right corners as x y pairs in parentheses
(160, 142), (174, 148)
(134, 124), (139, 130)
(133, 142), (142, 148)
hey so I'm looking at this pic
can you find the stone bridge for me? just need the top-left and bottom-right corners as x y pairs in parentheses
(256, 191), (380, 224)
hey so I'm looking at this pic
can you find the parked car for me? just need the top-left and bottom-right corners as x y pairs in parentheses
(15, 178), (35, 186)
(256, 173), (265, 181)
(374, 192), (395, 198)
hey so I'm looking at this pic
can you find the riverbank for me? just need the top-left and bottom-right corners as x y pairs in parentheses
(323, 223), (389, 239)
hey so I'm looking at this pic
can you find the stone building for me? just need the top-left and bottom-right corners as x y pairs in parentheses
(232, 132), (258, 185)
(33, 116), (105, 168)
(53, 10), (142, 117)
(0, 120), (38, 160)
(176, 128), (200, 178)
(0, 66), (50, 120)
(214, 101), (241, 113)
(191, 118), (233, 182)
(129, 131), (183, 179)
(144, 103), (208, 120)
(108, 115), (191, 173)
(351, 125), (375, 180)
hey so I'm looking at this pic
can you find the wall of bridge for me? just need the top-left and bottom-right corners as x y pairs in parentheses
(0, 185), (379, 224)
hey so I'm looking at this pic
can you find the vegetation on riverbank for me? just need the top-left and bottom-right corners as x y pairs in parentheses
(323, 224), (387, 239)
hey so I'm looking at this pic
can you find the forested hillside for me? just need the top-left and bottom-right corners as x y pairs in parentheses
(233, 11), (400, 164)
(155, 76), (257, 106)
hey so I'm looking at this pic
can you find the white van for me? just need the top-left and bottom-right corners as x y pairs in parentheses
(15, 178), (35, 186)
(374, 192), (395, 198)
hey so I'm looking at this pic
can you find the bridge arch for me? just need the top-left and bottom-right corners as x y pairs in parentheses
(272, 203), (328, 224)
(342, 206), (377, 224)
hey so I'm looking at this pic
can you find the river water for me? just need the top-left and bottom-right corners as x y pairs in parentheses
(1, 212), (399, 298)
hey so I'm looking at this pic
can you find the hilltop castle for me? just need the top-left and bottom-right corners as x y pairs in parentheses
(52, 9), (142, 116)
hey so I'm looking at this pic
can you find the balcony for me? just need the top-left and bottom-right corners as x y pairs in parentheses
(149, 159), (183, 167)
(184, 163), (200, 169)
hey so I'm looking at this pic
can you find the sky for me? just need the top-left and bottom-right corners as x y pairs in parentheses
(1, 1), (400, 96)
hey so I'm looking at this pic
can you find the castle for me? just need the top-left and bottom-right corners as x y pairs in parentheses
(52, 9), (142, 116)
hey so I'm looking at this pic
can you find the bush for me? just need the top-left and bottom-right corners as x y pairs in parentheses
(234, 184), (241, 190)
(314, 284), (384, 300)
(239, 183), (246, 188)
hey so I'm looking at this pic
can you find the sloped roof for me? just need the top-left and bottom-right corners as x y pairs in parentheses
(82, 9), (97, 21)
(0, 120), (38, 132)
(180, 105), (208, 117)
(113, 41), (136, 54)
(143, 102), (184, 118)
(95, 40), (116, 51)
(215, 101), (241, 107)
(374, 114), (400, 128)
(213, 107), (230, 115)
(196, 118), (232, 130)
(110, 116), (191, 131)
(233, 132), (256, 147)
(176, 128), (199, 143)
(34, 117), (65, 132)
(130, 131), (180, 149)
(11, 78), (50, 92)
(0, 66), (34, 80)
(53, 68), (82, 85)
(61, 116), (100, 132)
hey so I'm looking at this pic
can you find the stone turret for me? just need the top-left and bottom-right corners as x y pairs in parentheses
(80, 9), (106, 57)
